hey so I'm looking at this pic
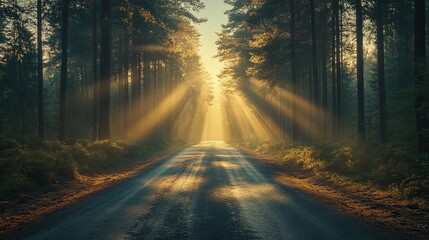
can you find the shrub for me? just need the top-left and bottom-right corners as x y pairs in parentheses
(87, 140), (123, 161)
(237, 140), (429, 199)
(284, 146), (325, 172)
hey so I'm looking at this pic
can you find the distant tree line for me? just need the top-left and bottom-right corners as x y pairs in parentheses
(0, 0), (209, 142)
(218, 0), (429, 153)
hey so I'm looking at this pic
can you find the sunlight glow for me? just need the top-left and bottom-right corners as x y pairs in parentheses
(212, 183), (288, 203)
(127, 84), (189, 139)
(211, 160), (241, 169)
(248, 78), (331, 139)
(150, 175), (205, 194)
(201, 80), (224, 141)
(222, 92), (284, 141)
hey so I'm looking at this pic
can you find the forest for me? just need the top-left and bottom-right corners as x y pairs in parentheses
(0, 0), (429, 237)
(217, 0), (429, 199)
(0, 0), (210, 141)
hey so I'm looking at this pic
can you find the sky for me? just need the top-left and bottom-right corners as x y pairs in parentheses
(196, 0), (230, 141)
(196, 0), (230, 81)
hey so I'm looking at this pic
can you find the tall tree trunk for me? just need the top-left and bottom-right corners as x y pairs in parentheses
(59, 0), (69, 141)
(118, 38), (124, 138)
(356, 0), (365, 143)
(137, 51), (142, 119)
(143, 52), (150, 116)
(376, 0), (387, 143)
(123, 34), (130, 137)
(92, 0), (99, 141)
(310, 0), (319, 106)
(98, 0), (111, 140)
(415, 0), (429, 152)
(37, 0), (44, 139)
(321, 2), (329, 139)
(321, 2), (328, 112)
(331, 0), (338, 138)
(153, 59), (158, 111)
(18, 62), (25, 138)
(131, 49), (138, 125)
(290, 0), (298, 141)
(334, 0), (342, 138)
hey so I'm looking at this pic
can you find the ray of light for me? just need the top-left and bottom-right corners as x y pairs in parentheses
(201, 80), (224, 141)
(126, 84), (189, 140)
(248, 78), (331, 139)
(222, 92), (285, 141)
(172, 92), (207, 143)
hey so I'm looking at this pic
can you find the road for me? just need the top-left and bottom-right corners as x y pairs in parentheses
(7, 141), (397, 240)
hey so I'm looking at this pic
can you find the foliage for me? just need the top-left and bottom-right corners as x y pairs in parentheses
(0, 139), (184, 198)
(0, 0), (208, 140)
(238, 140), (429, 199)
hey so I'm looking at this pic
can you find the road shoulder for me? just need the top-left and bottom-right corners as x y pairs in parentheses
(241, 149), (429, 239)
(0, 145), (187, 236)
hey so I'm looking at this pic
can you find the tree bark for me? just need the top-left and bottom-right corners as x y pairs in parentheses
(321, 2), (328, 112)
(131, 49), (139, 125)
(59, 0), (69, 141)
(37, 0), (44, 139)
(123, 33), (130, 138)
(310, 0), (319, 106)
(415, 0), (429, 152)
(376, 0), (387, 143)
(331, 0), (338, 138)
(98, 0), (111, 140)
(92, 0), (99, 141)
(356, 0), (365, 143)
(334, 0), (342, 138)
(118, 38), (124, 138)
(290, 0), (298, 141)
(143, 52), (150, 116)
(137, 51), (142, 118)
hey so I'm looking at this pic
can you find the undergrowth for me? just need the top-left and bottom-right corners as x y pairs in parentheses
(0, 138), (185, 198)
(235, 140), (429, 200)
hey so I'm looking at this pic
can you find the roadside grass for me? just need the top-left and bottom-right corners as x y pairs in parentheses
(0, 138), (187, 199)
(234, 140), (429, 200)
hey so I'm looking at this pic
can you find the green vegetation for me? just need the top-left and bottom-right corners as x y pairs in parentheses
(236, 141), (429, 199)
(0, 139), (185, 198)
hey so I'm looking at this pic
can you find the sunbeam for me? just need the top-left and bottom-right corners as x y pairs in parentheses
(247, 78), (332, 139)
(201, 80), (224, 141)
(127, 84), (189, 140)
(222, 92), (285, 141)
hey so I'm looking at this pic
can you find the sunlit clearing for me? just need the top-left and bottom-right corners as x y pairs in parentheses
(212, 183), (288, 203)
(249, 78), (331, 139)
(127, 84), (189, 139)
(222, 92), (284, 141)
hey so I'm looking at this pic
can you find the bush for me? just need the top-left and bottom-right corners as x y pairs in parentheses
(237, 140), (429, 199)
(0, 138), (183, 198)
(284, 146), (325, 172)
(0, 140), (124, 197)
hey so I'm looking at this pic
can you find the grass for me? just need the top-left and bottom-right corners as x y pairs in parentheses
(234, 140), (429, 200)
(0, 138), (186, 198)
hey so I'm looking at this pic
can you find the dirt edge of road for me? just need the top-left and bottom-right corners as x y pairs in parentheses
(0, 147), (186, 236)
(244, 150), (429, 239)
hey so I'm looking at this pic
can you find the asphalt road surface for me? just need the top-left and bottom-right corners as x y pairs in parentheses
(7, 141), (398, 240)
